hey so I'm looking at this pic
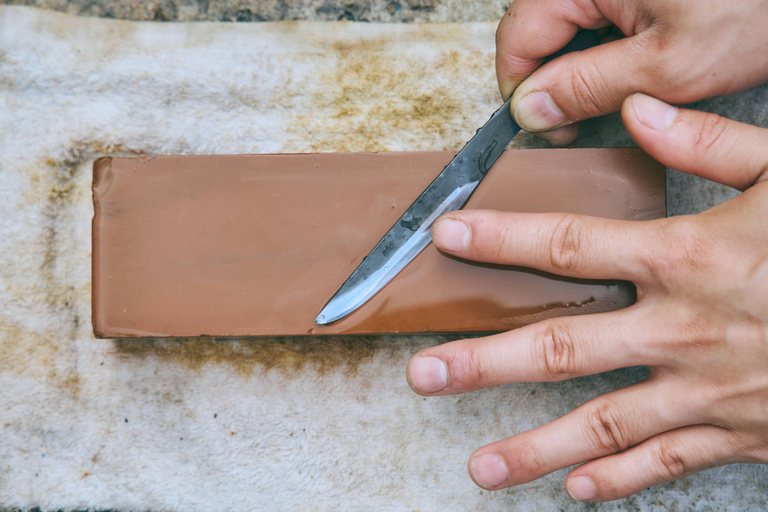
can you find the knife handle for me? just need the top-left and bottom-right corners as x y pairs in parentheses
(543, 30), (600, 64)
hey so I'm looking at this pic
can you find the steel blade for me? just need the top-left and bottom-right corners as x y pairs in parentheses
(314, 30), (599, 325)
(316, 96), (519, 325)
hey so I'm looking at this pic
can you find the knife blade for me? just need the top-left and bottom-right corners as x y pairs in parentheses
(316, 30), (599, 325)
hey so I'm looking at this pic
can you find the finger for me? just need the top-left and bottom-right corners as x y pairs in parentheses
(431, 209), (651, 281)
(510, 35), (655, 132)
(565, 425), (744, 501)
(622, 93), (768, 190)
(496, 0), (612, 100)
(468, 381), (693, 490)
(406, 307), (653, 396)
(533, 123), (580, 147)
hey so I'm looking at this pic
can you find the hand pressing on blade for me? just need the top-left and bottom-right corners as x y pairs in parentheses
(495, 0), (768, 146)
(406, 93), (768, 501)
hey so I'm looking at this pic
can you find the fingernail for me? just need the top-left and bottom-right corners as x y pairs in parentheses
(514, 91), (567, 132)
(432, 218), (470, 253)
(631, 93), (677, 131)
(470, 453), (509, 489)
(567, 475), (597, 501)
(408, 356), (448, 393)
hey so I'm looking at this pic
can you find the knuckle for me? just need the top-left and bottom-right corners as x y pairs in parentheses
(583, 403), (632, 454)
(547, 214), (587, 273)
(448, 346), (487, 390)
(635, 30), (692, 96)
(671, 312), (724, 352)
(475, 217), (516, 261)
(694, 112), (730, 153)
(537, 322), (582, 381)
(568, 63), (611, 118)
(642, 46), (682, 90)
(653, 437), (689, 479)
(643, 219), (714, 284)
(492, 223), (517, 260)
(514, 439), (548, 476)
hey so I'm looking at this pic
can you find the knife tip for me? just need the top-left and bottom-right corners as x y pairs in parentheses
(315, 305), (349, 325)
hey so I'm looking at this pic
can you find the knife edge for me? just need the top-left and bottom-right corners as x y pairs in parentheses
(315, 96), (520, 325)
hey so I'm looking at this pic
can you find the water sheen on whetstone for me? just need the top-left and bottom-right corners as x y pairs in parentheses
(92, 149), (665, 337)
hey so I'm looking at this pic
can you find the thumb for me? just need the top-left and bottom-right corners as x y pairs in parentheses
(510, 36), (651, 132)
(622, 93), (768, 191)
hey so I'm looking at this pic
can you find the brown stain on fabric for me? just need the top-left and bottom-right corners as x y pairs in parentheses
(289, 34), (495, 152)
(16, 144), (143, 305)
(0, 320), (82, 395)
(112, 335), (403, 377)
(39, 157), (87, 311)
(15, 147), (140, 308)
(1, 143), (143, 393)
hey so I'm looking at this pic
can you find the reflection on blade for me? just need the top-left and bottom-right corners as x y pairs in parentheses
(315, 30), (600, 325)
(315, 182), (478, 324)
(315, 96), (520, 325)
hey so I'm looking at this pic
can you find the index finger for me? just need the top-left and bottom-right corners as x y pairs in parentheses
(496, 0), (612, 99)
(431, 210), (655, 282)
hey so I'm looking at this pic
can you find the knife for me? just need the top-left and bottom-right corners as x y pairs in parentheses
(316, 30), (599, 325)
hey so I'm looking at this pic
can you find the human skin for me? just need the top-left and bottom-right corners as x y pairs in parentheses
(494, 0), (768, 146)
(406, 0), (768, 500)
(406, 0), (768, 501)
(407, 93), (768, 501)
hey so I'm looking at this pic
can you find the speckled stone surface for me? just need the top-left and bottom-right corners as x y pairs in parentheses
(1, 4), (766, 512)
(0, 0), (511, 21)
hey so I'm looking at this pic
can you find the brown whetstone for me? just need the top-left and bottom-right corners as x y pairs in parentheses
(92, 149), (665, 338)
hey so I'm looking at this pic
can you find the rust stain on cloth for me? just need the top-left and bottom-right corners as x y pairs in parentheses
(0, 320), (82, 395)
(1, 144), (143, 394)
(112, 335), (406, 377)
(287, 30), (496, 152)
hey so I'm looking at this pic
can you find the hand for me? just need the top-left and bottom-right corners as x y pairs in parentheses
(496, 0), (768, 145)
(405, 93), (768, 501)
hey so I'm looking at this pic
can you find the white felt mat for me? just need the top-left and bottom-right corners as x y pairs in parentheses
(1, 6), (766, 511)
